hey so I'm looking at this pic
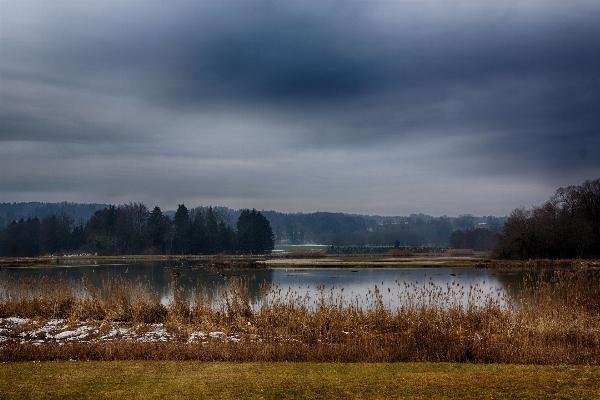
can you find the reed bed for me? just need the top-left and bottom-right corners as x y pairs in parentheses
(1, 270), (600, 364)
(476, 259), (600, 270)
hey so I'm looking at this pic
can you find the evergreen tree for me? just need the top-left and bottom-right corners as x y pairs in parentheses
(6, 218), (40, 256)
(173, 204), (191, 254)
(0, 225), (7, 256)
(85, 206), (119, 255)
(190, 207), (206, 254)
(146, 206), (171, 254)
(236, 209), (275, 254)
(40, 213), (74, 254)
(205, 207), (219, 254)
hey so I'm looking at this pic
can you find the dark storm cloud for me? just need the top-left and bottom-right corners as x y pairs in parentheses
(134, 0), (600, 174)
(1, 0), (599, 214)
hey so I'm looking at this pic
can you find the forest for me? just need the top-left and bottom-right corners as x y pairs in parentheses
(0, 202), (503, 256)
(250, 211), (504, 248)
(0, 204), (273, 256)
(1, 178), (597, 259)
(493, 179), (600, 259)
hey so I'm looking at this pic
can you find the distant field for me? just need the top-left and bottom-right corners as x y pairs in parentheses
(1, 362), (598, 399)
(274, 244), (330, 252)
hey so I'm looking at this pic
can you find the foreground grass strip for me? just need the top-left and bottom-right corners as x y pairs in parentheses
(1, 362), (599, 399)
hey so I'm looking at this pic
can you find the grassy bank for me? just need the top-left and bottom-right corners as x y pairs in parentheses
(0, 253), (486, 269)
(4, 254), (599, 271)
(2, 269), (600, 364)
(1, 362), (598, 399)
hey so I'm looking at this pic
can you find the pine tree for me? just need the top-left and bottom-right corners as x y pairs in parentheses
(173, 204), (190, 254)
(236, 209), (274, 254)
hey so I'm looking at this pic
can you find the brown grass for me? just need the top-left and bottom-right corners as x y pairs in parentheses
(445, 249), (476, 256)
(284, 250), (328, 258)
(478, 259), (600, 271)
(1, 270), (600, 364)
(387, 249), (413, 257)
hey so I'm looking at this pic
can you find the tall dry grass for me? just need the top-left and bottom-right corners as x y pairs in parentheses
(387, 249), (413, 257)
(1, 270), (600, 364)
(478, 259), (600, 270)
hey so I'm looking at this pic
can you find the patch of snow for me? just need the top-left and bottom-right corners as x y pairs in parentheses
(137, 324), (175, 343)
(187, 332), (207, 343)
(4, 317), (30, 325)
(0, 319), (254, 345)
(100, 327), (129, 340)
(53, 326), (94, 340)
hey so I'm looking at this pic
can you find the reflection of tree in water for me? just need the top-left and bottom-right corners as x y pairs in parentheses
(5, 262), (567, 311)
(490, 270), (585, 309)
(160, 264), (274, 306)
(1, 260), (275, 306)
(491, 271), (531, 303)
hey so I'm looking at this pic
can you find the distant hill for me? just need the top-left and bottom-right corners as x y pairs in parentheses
(259, 210), (506, 246)
(0, 202), (110, 227)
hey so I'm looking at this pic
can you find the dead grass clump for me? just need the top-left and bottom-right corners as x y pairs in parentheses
(387, 249), (413, 257)
(134, 302), (167, 324)
(102, 276), (135, 322)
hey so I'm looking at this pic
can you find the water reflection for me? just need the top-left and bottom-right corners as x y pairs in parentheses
(2, 261), (528, 311)
(269, 268), (525, 311)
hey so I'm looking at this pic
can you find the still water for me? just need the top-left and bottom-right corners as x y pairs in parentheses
(2, 260), (528, 310)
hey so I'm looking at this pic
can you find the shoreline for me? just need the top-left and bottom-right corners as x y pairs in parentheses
(2, 254), (599, 271)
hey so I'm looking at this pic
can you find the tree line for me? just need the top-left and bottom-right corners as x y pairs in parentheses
(0, 202), (108, 228)
(0, 203), (274, 257)
(265, 211), (505, 247)
(492, 179), (600, 259)
(1, 202), (508, 249)
(448, 226), (500, 252)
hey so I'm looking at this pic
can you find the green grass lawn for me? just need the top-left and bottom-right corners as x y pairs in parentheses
(1, 362), (598, 399)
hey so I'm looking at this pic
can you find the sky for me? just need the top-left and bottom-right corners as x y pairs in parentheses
(1, 0), (599, 217)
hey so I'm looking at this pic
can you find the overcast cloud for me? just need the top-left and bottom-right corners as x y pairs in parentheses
(1, 0), (599, 216)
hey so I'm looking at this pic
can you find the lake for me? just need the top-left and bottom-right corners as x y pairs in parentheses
(1, 260), (528, 311)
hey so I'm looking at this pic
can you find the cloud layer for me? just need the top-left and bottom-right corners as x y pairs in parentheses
(1, 0), (599, 215)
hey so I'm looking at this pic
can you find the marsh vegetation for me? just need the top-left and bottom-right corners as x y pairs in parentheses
(1, 266), (599, 364)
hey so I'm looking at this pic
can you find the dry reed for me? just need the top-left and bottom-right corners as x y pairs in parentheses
(1, 269), (600, 364)
(387, 249), (413, 257)
(478, 259), (600, 271)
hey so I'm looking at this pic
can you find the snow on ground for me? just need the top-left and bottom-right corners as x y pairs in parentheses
(0, 318), (242, 345)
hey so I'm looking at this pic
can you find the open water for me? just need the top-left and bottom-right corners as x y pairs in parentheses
(2, 260), (528, 311)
